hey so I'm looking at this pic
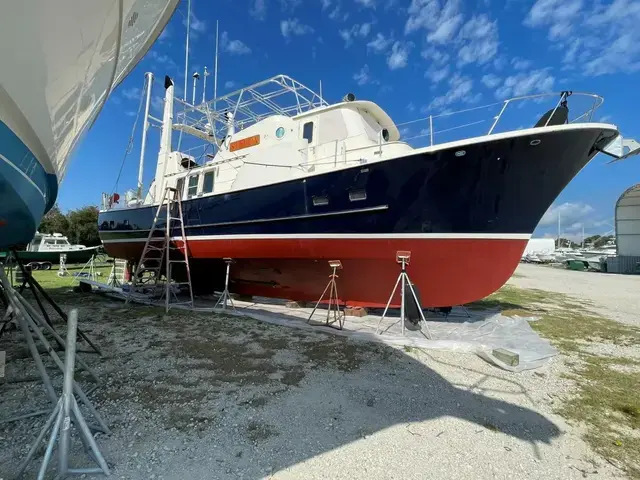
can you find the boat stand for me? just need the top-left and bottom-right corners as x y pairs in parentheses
(307, 260), (345, 330)
(13, 309), (110, 479)
(11, 249), (101, 355)
(214, 258), (236, 312)
(376, 251), (432, 339)
(72, 254), (98, 284)
(57, 253), (70, 277)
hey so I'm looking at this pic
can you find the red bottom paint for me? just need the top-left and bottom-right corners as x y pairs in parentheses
(105, 237), (527, 308)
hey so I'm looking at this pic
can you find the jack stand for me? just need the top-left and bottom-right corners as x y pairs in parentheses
(14, 310), (110, 479)
(307, 260), (345, 330)
(12, 249), (101, 355)
(72, 254), (97, 284)
(214, 258), (236, 312)
(376, 251), (431, 339)
(57, 253), (69, 277)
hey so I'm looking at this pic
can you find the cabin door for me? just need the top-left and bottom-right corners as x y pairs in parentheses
(301, 120), (315, 165)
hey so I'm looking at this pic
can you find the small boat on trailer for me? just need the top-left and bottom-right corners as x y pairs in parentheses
(98, 74), (639, 308)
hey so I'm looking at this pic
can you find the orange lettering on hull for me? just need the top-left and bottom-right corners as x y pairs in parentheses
(230, 135), (260, 152)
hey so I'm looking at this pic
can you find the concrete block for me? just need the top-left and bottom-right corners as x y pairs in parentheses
(345, 306), (367, 317)
(492, 348), (519, 367)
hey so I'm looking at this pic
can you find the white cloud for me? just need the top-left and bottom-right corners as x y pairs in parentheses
(525, 0), (640, 76)
(495, 68), (555, 99)
(224, 80), (236, 89)
(405, 0), (462, 41)
(220, 32), (251, 55)
(407, 102), (416, 112)
(122, 87), (141, 100)
(539, 202), (595, 228)
(481, 73), (501, 89)
(125, 110), (136, 117)
(339, 22), (372, 46)
(353, 64), (373, 85)
(425, 65), (449, 84)
(355, 0), (376, 7)
(421, 46), (450, 65)
(511, 57), (532, 70)
(387, 41), (411, 70)
(367, 32), (393, 53)
(428, 73), (476, 110)
(321, 0), (332, 9)
(457, 14), (499, 66)
(249, 0), (267, 20)
(524, 0), (582, 40)
(151, 96), (164, 113)
(280, 18), (314, 38)
(183, 10), (206, 37)
(158, 27), (170, 43)
(328, 4), (349, 21)
(280, 0), (302, 12)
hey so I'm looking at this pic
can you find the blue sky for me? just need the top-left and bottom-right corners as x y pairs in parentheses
(61, 0), (640, 239)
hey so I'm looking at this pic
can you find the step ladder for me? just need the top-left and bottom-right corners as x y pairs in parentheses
(129, 186), (194, 312)
(107, 258), (128, 287)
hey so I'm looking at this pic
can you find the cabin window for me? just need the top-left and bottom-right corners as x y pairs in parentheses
(349, 189), (367, 202)
(187, 175), (199, 198)
(202, 171), (214, 194)
(312, 195), (328, 206)
(303, 122), (314, 143)
(55, 240), (66, 245)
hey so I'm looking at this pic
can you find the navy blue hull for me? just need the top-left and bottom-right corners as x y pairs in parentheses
(99, 127), (616, 240)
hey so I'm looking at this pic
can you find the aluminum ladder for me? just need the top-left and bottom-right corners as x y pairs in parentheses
(107, 258), (128, 287)
(129, 186), (194, 312)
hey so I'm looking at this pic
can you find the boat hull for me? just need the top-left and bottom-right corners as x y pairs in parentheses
(15, 247), (101, 265)
(99, 125), (618, 307)
(0, 0), (178, 248)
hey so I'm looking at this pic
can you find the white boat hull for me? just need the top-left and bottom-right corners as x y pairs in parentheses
(0, 0), (178, 247)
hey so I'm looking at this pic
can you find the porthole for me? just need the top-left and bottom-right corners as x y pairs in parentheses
(276, 127), (285, 139)
(455, 150), (466, 157)
(530, 139), (541, 146)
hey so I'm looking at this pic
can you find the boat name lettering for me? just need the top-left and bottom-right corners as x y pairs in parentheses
(230, 135), (261, 152)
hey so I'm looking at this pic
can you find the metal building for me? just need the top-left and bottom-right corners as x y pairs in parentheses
(615, 184), (640, 256)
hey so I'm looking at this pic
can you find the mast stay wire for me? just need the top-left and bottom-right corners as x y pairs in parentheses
(110, 74), (149, 195)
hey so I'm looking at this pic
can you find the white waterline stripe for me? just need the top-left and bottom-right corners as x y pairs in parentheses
(102, 233), (532, 244)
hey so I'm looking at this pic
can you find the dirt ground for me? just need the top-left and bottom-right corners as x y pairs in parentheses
(1, 264), (638, 479)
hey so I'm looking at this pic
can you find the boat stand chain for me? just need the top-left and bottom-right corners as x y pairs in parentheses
(214, 258), (236, 312)
(10, 250), (101, 355)
(307, 260), (345, 330)
(130, 186), (194, 312)
(14, 309), (110, 479)
(376, 252), (431, 339)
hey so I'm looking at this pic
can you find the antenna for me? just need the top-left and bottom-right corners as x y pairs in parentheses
(214, 20), (219, 105)
(202, 66), (209, 104)
(183, 0), (191, 102)
(192, 71), (199, 105)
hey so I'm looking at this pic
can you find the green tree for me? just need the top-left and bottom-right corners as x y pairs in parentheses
(66, 206), (100, 246)
(38, 204), (69, 236)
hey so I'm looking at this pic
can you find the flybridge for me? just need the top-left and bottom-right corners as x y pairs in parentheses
(173, 74), (330, 147)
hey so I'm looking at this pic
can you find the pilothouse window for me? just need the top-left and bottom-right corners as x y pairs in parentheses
(187, 175), (199, 198)
(202, 171), (214, 194)
(303, 122), (314, 143)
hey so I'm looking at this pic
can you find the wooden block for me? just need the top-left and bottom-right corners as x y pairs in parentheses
(492, 348), (519, 367)
(345, 306), (367, 317)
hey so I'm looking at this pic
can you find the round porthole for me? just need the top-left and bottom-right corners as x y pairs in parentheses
(455, 150), (466, 157)
(530, 139), (541, 146)
(276, 127), (286, 139)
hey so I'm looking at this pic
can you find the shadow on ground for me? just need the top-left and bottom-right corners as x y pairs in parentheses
(0, 286), (561, 479)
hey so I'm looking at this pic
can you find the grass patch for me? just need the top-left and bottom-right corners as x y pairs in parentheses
(477, 284), (640, 477)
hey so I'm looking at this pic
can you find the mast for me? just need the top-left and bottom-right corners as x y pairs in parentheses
(137, 72), (154, 200)
(192, 71), (199, 105)
(213, 20), (220, 148)
(557, 212), (561, 248)
(154, 76), (175, 202)
(183, 0), (191, 103)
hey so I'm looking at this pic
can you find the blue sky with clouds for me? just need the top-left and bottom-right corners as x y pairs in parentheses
(60, 0), (640, 239)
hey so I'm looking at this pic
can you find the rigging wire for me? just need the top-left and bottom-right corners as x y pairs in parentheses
(110, 74), (149, 194)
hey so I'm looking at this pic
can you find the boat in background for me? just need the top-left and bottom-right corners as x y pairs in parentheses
(0, 0), (179, 249)
(98, 73), (640, 308)
(15, 232), (101, 266)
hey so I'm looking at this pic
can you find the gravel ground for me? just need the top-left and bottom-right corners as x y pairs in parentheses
(0, 279), (630, 480)
(510, 264), (640, 327)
